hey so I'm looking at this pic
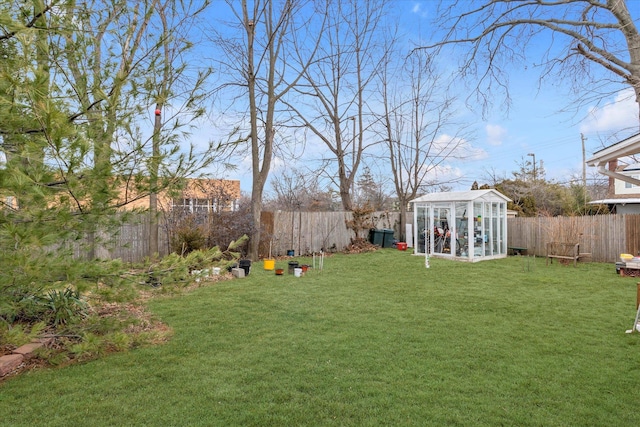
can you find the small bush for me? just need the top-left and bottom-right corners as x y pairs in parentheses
(82, 313), (121, 336)
(345, 203), (375, 240)
(93, 281), (139, 303)
(0, 321), (47, 347)
(0, 289), (49, 324)
(105, 331), (133, 352)
(69, 332), (104, 361)
(206, 200), (255, 252)
(169, 216), (207, 255)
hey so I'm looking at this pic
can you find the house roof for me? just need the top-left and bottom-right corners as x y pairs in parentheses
(585, 132), (640, 188)
(589, 198), (640, 205)
(409, 189), (511, 204)
(586, 132), (640, 167)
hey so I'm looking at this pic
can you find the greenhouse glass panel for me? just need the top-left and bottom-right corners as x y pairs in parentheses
(416, 206), (427, 254)
(455, 202), (469, 258)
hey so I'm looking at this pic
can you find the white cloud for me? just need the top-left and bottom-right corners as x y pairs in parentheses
(485, 124), (507, 146)
(432, 133), (487, 161)
(432, 164), (464, 180)
(580, 89), (637, 134)
(410, 163), (464, 188)
(410, 2), (430, 18)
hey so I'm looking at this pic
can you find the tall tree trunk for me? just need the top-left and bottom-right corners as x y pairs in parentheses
(245, 0), (261, 261)
(149, 105), (162, 256)
(399, 197), (408, 242)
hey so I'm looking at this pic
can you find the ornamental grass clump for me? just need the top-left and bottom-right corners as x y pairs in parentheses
(44, 287), (88, 326)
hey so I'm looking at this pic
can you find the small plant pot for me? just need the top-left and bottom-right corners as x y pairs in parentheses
(275, 268), (284, 276)
(288, 261), (299, 274)
(239, 259), (251, 276)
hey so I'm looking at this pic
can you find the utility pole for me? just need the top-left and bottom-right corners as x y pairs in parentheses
(350, 116), (356, 197)
(581, 133), (587, 209)
(581, 133), (587, 188)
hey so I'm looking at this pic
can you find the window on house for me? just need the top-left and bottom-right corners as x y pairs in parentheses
(171, 197), (239, 213)
(625, 175), (640, 189)
(193, 199), (210, 213)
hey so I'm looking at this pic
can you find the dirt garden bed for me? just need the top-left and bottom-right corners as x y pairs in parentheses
(0, 274), (232, 382)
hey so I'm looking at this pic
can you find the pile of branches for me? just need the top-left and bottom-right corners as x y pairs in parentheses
(344, 237), (379, 254)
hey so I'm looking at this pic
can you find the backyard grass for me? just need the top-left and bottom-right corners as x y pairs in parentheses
(1, 250), (640, 426)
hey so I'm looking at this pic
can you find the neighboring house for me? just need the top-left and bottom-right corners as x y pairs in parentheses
(586, 132), (640, 214)
(120, 178), (241, 213)
(170, 178), (241, 213)
(1, 176), (241, 214)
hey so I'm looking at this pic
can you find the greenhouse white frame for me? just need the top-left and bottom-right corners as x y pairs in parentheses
(410, 190), (511, 262)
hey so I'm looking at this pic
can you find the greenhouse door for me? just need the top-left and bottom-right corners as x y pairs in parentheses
(432, 206), (452, 255)
(415, 205), (430, 255)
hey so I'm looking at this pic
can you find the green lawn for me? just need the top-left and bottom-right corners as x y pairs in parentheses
(2, 251), (640, 426)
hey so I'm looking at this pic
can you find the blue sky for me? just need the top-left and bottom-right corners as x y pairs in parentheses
(463, 83), (638, 185)
(405, 0), (639, 183)
(196, 0), (639, 195)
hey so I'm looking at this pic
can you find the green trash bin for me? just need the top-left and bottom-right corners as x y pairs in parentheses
(369, 228), (384, 246)
(382, 229), (395, 248)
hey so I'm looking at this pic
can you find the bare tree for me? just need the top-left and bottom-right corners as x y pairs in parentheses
(480, 166), (510, 188)
(211, 0), (324, 260)
(267, 168), (304, 211)
(353, 166), (391, 211)
(148, 1), (212, 256)
(285, 0), (392, 211)
(266, 167), (336, 211)
(420, 0), (640, 121)
(378, 49), (470, 241)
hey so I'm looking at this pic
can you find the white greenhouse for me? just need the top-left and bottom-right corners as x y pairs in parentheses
(410, 189), (511, 262)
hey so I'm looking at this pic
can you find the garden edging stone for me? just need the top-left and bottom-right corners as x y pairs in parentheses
(0, 337), (52, 377)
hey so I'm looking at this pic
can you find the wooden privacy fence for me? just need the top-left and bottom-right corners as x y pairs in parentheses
(61, 212), (638, 263)
(507, 214), (636, 263)
(66, 211), (399, 262)
(63, 214), (171, 263)
(259, 211), (400, 257)
(112, 215), (170, 262)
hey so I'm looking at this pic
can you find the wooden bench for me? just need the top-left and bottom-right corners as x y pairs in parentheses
(546, 242), (584, 267)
